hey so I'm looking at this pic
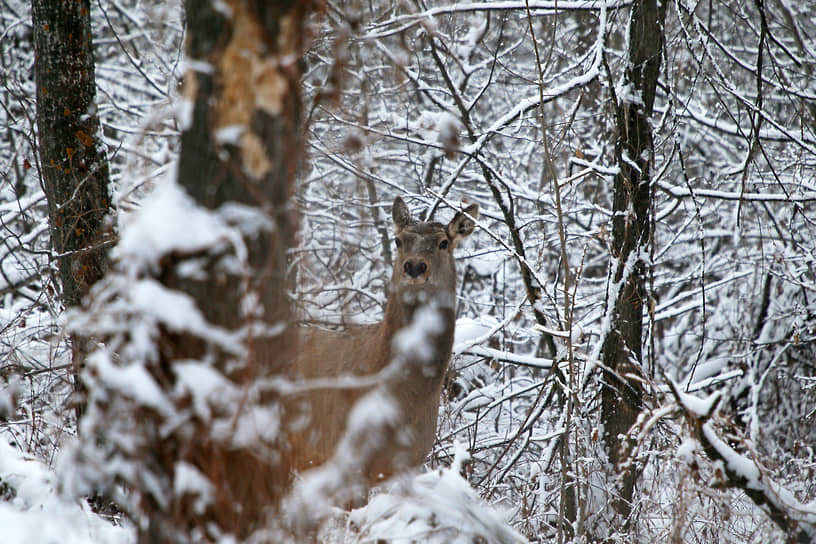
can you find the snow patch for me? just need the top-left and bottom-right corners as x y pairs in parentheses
(453, 315), (500, 348)
(116, 180), (236, 275)
(675, 385), (721, 418)
(173, 361), (237, 420)
(173, 462), (214, 515)
(0, 440), (134, 544)
(349, 443), (526, 543)
(88, 349), (173, 415)
(677, 438), (700, 464)
(392, 305), (445, 367)
(214, 124), (245, 146)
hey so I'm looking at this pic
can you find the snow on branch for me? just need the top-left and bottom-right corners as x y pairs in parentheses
(667, 380), (816, 543)
(363, 1), (630, 39)
(656, 180), (816, 203)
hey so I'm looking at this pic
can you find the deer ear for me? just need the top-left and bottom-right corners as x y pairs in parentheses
(447, 203), (479, 241)
(392, 197), (413, 230)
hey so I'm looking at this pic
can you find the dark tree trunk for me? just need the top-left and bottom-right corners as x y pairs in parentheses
(32, 0), (112, 411)
(600, 0), (666, 527)
(137, 0), (312, 539)
(175, 0), (306, 347)
(64, 1), (314, 540)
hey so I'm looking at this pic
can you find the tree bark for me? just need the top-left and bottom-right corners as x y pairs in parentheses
(599, 0), (666, 528)
(174, 0), (306, 340)
(140, 0), (312, 539)
(62, 0), (317, 539)
(32, 0), (112, 412)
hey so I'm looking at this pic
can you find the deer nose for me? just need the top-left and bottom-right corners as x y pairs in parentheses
(403, 261), (427, 278)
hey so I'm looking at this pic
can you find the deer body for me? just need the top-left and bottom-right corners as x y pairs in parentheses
(288, 197), (478, 485)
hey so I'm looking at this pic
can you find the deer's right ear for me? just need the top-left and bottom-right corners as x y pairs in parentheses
(392, 197), (412, 231)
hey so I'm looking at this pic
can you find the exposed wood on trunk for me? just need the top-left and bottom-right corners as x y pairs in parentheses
(135, 0), (314, 539)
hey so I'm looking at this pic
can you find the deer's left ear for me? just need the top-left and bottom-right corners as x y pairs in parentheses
(446, 203), (479, 242)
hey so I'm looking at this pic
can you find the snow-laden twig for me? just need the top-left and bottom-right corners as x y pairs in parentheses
(667, 380), (816, 543)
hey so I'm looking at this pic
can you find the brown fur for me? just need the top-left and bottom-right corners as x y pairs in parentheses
(285, 197), (478, 488)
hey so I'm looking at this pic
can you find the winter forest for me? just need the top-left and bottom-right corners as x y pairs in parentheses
(1, 0), (815, 542)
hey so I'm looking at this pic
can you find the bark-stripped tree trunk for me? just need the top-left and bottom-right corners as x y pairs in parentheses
(599, 0), (666, 530)
(32, 0), (112, 410)
(68, 1), (315, 541)
(139, 1), (312, 539)
(176, 0), (306, 349)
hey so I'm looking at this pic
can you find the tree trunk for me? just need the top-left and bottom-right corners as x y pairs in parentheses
(32, 0), (112, 413)
(141, 0), (312, 539)
(64, 1), (315, 540)
(175, 0), (306, 340)
(599, 0), (666, 530)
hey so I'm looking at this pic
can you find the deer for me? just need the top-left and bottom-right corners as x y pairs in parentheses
(285, 196), (479, 498)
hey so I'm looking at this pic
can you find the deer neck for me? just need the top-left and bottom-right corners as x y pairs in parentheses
(377, 285), (457, 379)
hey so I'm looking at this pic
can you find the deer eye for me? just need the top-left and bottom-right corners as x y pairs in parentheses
(438, 239), (449, 250)
(395, 238), (402, 248)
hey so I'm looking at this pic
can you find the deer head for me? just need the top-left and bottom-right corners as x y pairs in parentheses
(390, 196), (479, 301)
